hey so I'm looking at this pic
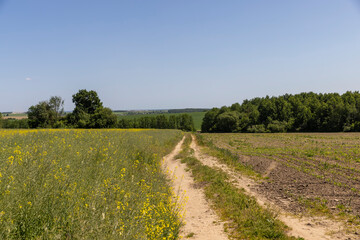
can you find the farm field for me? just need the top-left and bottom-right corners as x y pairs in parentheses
(1, 113), (28, 120)
(116, 112), (206, 131)
(0, 129), (183, 239)
(200, 133), (360, 223)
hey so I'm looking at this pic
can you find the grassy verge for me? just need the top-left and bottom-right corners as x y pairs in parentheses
(176, 134), (301, 240)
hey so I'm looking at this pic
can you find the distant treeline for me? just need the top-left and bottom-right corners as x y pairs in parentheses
(0, 114), (194, 131)
(168, 108), (209, 113)
(0, 119), (29, 129)
(118, 114), (194, 131)
(0, 90), (195, 131)
(202, 91), (360, 133)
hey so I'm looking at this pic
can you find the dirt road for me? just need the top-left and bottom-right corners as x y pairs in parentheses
(162, 136), (228, 240)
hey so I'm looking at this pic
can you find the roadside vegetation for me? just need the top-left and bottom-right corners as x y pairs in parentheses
(0, 129), (183, 239)
(202, 91), (360, 133)
(175, 134), (301, 240)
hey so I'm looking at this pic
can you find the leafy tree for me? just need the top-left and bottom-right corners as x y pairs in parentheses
(89, 107), (117, 128)
(168, 115), (177, 129)
(1, 119), (29, 129)
(201, 91), (360, 133)
(155, 115), (169, 129)
(116, 114), (194, 131)
(68, 89), (116, 128)
(49, 96), (64, 120)
(247, 124), (266, 133)
(215, 111), (240, 132)
(177, 114), (194, 131)
(28, 101), (56, 128)
(72, 89), (103, 115)
(201, 108), (219, 132)
(267, 120), (287, 133)
(27, 96), (65, 128)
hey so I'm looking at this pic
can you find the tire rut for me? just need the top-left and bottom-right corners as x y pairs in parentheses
(162, 136), (228, 240)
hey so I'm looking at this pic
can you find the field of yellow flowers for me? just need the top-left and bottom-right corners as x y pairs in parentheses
(0, 129), (183, 239)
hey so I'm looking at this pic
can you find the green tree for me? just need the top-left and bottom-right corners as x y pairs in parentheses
(168, 115), (177, 129)
(89, 107), (117, 128)
(49, 96), (64, 120)
(68, 89), (117, 128)
(72, 89), (103, 115)
(201, 108), (219, 132)
(27, 96), (65, 128)
(155, 115), (169, 129)
(215, 111), (240, 132)
(178, 114), (194, 131)
(28, 101), (56, 128)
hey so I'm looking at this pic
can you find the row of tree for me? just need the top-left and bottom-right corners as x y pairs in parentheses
(202, 91), (360, 133)
(118, 114), (194, 131)
(0, 89), (194, 131)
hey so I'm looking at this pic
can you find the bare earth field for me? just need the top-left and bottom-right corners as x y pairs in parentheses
(2, 116), (28, 119)
(201, 133), (360, 230)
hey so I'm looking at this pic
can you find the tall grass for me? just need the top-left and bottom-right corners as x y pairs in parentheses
(0, 129), (183, 239)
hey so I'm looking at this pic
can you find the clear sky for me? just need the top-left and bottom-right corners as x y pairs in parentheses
(1, 0), (360, 112)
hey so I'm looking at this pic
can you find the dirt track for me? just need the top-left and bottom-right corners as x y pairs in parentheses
(162, 136), (228, 240)
(162, 135), (358, 240)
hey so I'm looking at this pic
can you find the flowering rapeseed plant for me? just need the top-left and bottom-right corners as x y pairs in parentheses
(0, 129), (183, 239)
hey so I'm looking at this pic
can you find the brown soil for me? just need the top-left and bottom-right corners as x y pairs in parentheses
(162, 137), (228, 240)
(211, 134), (360, 218)
(191, 135), (359, 240)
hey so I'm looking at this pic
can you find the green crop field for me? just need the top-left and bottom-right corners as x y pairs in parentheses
(0, 129), (183, 239)
(116, 112), (206, 131)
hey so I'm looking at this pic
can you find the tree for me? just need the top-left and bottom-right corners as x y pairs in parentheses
(177, 114), (194, 131)
(49, 96), (64, 120)
(168, 115), (177, 129)
(69, 89), (117, 128)
(155, 115), (169, 129)
(215, 111), (240, 132)
(72, 89), (103, 115)
(28, 101), (56, 128)
(89, 107), (117, 128)
(201, 108), (219, 132)
(27, 96), (65, 128)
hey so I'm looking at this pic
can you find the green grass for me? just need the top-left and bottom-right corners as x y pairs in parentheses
(0, 129), (183, 239)
(176, 134), (299, 240)
(117, 112), (206, 131)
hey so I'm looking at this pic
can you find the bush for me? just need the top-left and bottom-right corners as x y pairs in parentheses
(247, 124), (266, 133)
(267, 120), (287, 133)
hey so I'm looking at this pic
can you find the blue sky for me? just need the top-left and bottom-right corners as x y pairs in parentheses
(1, 0), (360, 112)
